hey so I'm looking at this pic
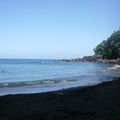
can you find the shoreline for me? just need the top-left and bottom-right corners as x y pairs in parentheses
(0, 79), (120, 120)
(0, 75), (115, 96)
(0, 80), (104, 96)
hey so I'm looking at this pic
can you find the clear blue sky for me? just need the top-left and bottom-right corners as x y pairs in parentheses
(0, 0), (120, 59)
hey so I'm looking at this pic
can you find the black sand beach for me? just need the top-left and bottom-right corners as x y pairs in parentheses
(0, 79), (120, 120)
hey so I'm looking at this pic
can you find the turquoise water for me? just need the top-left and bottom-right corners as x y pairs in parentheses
(0, 59), (120, 95)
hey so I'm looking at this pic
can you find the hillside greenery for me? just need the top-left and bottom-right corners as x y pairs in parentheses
(94, 29), (120, 59)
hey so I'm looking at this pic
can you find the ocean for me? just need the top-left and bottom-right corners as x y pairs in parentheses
(0, 59), (120, 96)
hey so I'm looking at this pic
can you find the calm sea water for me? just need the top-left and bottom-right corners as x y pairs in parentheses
(0, 59), (120, 96)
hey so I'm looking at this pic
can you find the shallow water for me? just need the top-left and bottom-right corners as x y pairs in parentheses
(0, 59), (120, 96)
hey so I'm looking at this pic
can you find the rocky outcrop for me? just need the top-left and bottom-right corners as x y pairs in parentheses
(63, 55), (120, 64)
(63, 58), (83, 62)
(63, 55), (102, 62)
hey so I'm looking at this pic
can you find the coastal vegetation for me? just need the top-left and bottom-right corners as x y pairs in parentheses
(63, 29), (120, 64)
(94, 29), (120, 59)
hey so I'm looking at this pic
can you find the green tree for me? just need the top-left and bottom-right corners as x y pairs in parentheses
(94, 29), (120, 59)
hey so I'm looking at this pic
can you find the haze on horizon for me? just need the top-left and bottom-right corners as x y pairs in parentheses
(0, 0), (120, 59)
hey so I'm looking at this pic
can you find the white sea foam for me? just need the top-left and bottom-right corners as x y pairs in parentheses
(3, 83), (9, 86)
(100, 69), (106, 72)
(26, 82), (34, 85)
(107, 64), (120, 70)
(98, 64), (120, 72)
(62, 80), (68, 83)
(97, 68), (106, 72)
(42, 80), (55, 84)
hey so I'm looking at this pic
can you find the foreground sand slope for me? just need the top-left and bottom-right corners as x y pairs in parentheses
(0, 79), (120, 120)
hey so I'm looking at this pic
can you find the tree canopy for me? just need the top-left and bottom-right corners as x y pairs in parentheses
(94, 29), (120, 59)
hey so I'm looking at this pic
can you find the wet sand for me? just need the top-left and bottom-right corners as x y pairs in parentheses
(0, 79), (120, 120)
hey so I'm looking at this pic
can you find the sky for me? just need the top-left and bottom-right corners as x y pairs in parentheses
(0, 0), (120, 59)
